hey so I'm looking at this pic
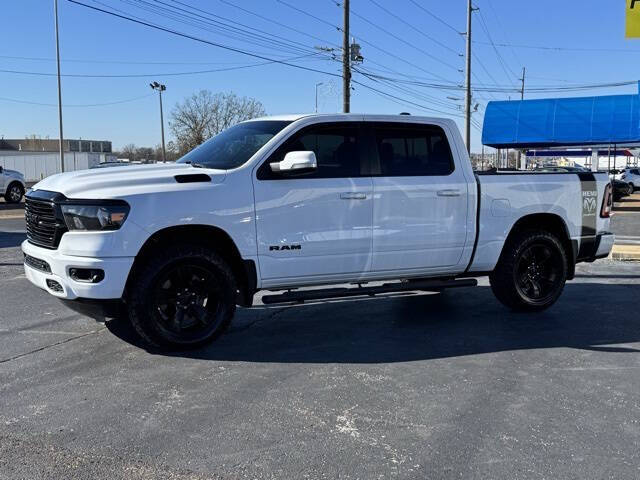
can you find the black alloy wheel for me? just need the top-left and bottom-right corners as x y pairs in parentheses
(489, 230), (568, 312)
(152, 263), (224, 344)
(127, 245), (236, 349)
(514, 242), (563, 306)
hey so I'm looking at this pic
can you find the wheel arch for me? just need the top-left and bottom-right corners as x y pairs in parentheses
(126, 224), (257, 307)
(501, 213), (575, 280)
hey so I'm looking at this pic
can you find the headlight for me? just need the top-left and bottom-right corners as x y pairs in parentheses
(61, 203), (130, 231)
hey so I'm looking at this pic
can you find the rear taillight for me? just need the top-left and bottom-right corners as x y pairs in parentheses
(601, 183), (613, 218)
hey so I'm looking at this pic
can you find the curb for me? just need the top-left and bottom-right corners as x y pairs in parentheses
(610, 245), (640, 261)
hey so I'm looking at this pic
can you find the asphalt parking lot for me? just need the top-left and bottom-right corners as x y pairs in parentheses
(1, 216), (640, 479)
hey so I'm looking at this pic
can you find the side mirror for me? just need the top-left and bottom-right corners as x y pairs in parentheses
(270, 151), (317, 174)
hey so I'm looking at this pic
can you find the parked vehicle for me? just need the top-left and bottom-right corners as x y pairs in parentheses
(534, 166), (589, 173)
(620, 167), (640, 191)
(22, 114), (615, 348)
(0, 166), (26, 204)
(612, 179), (633, 202)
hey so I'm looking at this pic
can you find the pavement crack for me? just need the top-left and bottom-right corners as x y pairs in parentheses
(228, 306), (292, 334)
(0, 328), (105, 365)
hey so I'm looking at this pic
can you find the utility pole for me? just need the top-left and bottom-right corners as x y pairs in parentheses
(464, 0), (477, 154)
(150, 82), (166, 162)
(54, 0), (65, 172)
(517, 67), (526, 169)
(342, 0), (350, 113)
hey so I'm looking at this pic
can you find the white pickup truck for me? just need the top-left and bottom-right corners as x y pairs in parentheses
(22, 114), (614, 348)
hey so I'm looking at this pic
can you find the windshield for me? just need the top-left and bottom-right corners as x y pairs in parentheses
(177, 120), (291, 169)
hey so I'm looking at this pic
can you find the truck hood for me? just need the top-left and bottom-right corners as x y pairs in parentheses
(31, 163), (226, 199)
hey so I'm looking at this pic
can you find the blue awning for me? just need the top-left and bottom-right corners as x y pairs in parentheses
(482, 90), (640, 148)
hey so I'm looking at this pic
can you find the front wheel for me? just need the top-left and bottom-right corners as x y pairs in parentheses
(630, 182), (636, 194)
(5, 182), (24, 204)
(490, 230), (568, 312)
(127, 245), (237, 349)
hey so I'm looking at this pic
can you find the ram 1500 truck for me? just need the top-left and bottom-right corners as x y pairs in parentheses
(22, 114), (615, 348)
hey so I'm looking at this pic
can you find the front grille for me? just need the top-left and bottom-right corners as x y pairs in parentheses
(25, 196), (67, 249)
(24, 254), (52, 273)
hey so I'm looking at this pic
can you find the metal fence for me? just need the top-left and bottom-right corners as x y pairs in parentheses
(0, 152), (116, 182)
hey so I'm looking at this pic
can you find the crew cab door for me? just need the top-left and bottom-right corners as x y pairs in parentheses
(253, 122), (373, 285)
(369, 122), (469, 273)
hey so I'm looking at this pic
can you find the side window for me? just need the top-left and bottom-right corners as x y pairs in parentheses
(259, 124), (362, 179)
(374, 125), (454, 176)
(633, 169), (640, 175)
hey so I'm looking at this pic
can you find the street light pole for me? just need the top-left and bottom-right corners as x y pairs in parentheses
(315, 82), (324, 113)
(150, 81), (166, 162)
(54, 0), (65, 172)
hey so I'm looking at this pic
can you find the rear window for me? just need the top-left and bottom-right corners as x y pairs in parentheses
(373, 125), (454, 176)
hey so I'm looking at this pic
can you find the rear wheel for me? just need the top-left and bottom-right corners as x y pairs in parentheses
(490, 230), (568, 312)
(5, 182), (23, 204)
(127, 245), (236, 349)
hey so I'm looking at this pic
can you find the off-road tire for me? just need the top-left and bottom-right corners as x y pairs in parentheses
(127, 245), (236, 349)
(489, 230), (568, 312)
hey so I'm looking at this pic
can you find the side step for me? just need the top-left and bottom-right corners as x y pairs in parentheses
(261, 278), (478, 305)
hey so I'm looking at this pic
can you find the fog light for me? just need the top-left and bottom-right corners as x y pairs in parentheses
(69, 268), (105, 284)
(46, 279), (63, 293)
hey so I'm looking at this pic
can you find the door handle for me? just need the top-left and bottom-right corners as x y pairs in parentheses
(437, 189), (461, 197)
(340, 192), (367, 200)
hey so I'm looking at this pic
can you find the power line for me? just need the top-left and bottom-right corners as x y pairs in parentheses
(347, 4), (461, 72)
(349, 71), (640, 93)
(406, 0), (461, 34)
(472, 40), (640, 54)
(119, 0), (316, 57)
(217, 0), (341, 49)
(483, 0), (522, 68)
(0, 53), (323, 78)
(0, 93), (154, 107)
(66, 0), (344, 79)
(0, 53), (322, 65)
(275, 0), (339, 30)
(280, 0), (459, 83)
(366, 0), (461, 56)
(156, 0), (322, 56)
(354, 66), (464, 111)
(476, 9), (518, 85)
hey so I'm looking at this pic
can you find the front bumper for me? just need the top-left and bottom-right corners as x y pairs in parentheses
(22, 239), (134, 300)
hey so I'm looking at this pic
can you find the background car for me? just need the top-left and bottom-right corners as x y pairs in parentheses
(620, 167), (640, 191)
(0, 165), (26, 204)
(612, 179), (633, 201)
(534, 166), (589, 173)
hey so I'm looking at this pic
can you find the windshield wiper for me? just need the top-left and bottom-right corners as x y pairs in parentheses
(189, 162), (205, 168)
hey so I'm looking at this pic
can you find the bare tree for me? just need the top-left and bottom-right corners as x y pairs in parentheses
(169, 90), (266, 155)
(119, 143), (137, 161)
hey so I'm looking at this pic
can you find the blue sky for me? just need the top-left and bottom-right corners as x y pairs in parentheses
(1, 0), (639, 153)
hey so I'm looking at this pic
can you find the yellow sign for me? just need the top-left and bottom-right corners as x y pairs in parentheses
(627, 0), (640, 37)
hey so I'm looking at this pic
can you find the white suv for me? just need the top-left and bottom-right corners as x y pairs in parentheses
(621, 168), (640, 191)
(0, 166), (26, 204)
